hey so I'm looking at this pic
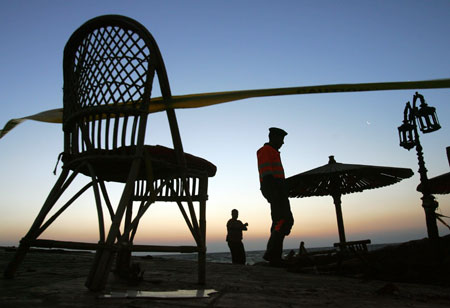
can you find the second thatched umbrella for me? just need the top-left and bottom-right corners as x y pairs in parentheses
(417, 147), (450, 195)
(286, 156), (414, 244)
(417, 172), (450, 195)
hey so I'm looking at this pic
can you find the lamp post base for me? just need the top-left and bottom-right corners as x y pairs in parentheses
(422, 195), (439, 240)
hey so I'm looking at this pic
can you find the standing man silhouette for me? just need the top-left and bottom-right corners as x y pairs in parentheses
(226, 209), (248, 264)
(257, 127), (294, 266)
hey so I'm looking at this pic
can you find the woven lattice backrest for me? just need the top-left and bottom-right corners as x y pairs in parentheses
(62, 15), (170, 156)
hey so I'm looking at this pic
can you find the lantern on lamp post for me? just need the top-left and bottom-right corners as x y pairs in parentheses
(398, 92), (441, 240)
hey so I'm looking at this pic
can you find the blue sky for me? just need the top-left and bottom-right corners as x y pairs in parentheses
(0, 0), (449, 253)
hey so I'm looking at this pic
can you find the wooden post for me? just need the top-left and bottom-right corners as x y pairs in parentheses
(198, 177), (208, 284)
(333, 194), (346, 244)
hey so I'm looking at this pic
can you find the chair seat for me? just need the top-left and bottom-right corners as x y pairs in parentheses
(63, 145), (217, 182)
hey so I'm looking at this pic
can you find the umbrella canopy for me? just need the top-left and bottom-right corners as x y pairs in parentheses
(286, 156), (414, 244)
(417, 146), (450, 195)
(417, 172), (450, 195)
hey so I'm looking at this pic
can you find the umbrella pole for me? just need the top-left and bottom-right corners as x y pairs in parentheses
(333, 194), (346, 244)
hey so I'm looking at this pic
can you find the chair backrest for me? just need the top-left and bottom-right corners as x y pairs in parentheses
(62, 15), (176, 159)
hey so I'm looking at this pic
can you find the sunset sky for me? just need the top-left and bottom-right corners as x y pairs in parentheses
(0, 0), (449, 253)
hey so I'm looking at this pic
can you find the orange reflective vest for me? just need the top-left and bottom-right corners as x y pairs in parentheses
(257, 144), (285, 183)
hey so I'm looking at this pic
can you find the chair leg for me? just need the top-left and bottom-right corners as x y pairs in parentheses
(114, 242), (132, 278)
(85, 160), (141, 291)
(198, 199), (206, 285)
(4, 168), (71, 278)
(3, 241), (30, 279)
(114, 199), (133, 278)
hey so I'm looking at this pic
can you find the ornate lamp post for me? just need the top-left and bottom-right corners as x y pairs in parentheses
(398, 92), (441, 240)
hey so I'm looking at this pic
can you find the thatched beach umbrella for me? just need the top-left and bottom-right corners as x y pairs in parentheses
(286, 156), (414, 244)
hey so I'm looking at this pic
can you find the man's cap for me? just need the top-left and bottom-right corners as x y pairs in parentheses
(269, 127), (288, 136)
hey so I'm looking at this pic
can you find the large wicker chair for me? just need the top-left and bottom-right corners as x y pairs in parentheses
(4, 15), (216, 291)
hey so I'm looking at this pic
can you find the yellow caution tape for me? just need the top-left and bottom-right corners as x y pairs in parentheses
(1, 78), (450, 139)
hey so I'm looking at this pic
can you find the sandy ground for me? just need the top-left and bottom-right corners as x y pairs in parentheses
(1, 246), (450, 308)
